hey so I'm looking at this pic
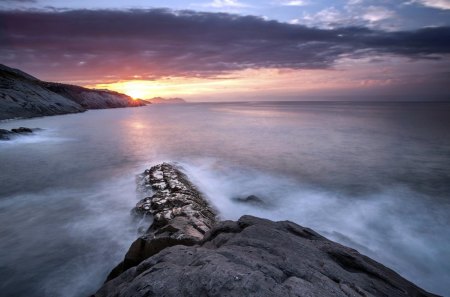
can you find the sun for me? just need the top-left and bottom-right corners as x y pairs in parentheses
(127, 89), (146, 100)
(106, 81), (154, 99)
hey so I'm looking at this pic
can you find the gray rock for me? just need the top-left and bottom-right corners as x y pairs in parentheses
(95, 215), (438, 297)
(232, 194), (267, 207)
(0, 127), (39, 140)
(11, 127), (33, 133)
(94, 163), (438, 297)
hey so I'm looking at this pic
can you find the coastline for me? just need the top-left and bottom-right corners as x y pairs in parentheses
(0, 63), (148, 121)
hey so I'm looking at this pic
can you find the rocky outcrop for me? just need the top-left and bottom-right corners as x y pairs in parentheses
(107, 163), (217, 281)
(0, 64), (146, 120)
(0, 127), (38, 140)
(94, 163), (438, 297)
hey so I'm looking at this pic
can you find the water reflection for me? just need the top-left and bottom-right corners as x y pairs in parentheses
(0, 102), (449, 296)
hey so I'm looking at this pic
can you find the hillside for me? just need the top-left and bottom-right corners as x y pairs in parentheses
(44, 83), (146, 109)
(0, 64), (147, 120)
(0, 65), (85, 120)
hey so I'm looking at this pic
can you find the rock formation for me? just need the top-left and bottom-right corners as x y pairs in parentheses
(0, 127), (38, 140)
(0, 64), (146, 120)
(94, 163), (438, 297)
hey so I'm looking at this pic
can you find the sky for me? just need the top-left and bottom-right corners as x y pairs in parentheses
(0, 0), (449, 101)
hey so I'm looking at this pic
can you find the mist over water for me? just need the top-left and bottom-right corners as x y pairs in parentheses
(1, 102), (449, 296)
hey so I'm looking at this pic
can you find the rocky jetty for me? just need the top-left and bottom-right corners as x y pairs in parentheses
(0, 64), (146, 120)
(107, 163), (217, 281)
(0, 127), (38, 140)
(94, 163), (438, 297)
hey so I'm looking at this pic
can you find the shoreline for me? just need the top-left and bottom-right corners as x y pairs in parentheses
(0, 104), (150, 123)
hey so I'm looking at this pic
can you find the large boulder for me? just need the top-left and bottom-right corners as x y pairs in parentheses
(95, 215), (437, 297)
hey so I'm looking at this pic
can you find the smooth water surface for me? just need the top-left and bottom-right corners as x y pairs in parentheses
(1, 102), (449, 296)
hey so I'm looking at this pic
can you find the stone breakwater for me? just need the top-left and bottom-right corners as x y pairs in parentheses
(106, 163), (217, 281)
(95, 163), (438, 297)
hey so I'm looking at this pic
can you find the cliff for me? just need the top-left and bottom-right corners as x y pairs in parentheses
(44, 83), (145, 109)
(0, 64), (85, 120)
(93, 163), (438, 297)
(0, 64), (146, 120)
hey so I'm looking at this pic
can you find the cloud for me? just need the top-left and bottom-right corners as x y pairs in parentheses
(0, 9), (449, 82)
(0, 0), (36, 2)
(197, 0), (249, 8)
(302, 7), (350, 28)
(362, 6), (396, 23)
(278, 0), (308, 6)
(347, 0), (363, 4)
(410, 0), (450, 10)
(301, 5), (397, 29)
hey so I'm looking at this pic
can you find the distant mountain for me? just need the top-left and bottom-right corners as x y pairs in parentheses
(0, 64), (147, 120)
(147, 97), (186, 104)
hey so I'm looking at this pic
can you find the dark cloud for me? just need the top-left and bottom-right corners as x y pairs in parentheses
(0, 0), (36, 3)
(0, 9), (449, 81)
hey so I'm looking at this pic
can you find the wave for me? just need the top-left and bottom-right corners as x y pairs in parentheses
(176, 158), (450, 295)
(0, 129), (73, 145)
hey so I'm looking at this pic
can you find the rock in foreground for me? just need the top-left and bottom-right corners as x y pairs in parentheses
(95, 163), (438, 297)
(107, 163), (217, 281)
(0, 127), (38, 140)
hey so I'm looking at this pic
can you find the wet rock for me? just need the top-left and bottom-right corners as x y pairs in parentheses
(107, 163), (217, 281)
(95, 215), (438, 297)
(11, 127), (33, 133)
(232, 194), (266, 206)
(0, 127), (38, 140)
(0, 129), (12, 140)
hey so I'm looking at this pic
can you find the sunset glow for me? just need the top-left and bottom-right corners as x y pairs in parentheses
(86, 55), (450, 101)
(1, 2), (449, 102)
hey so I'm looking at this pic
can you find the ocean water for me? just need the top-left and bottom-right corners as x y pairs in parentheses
(0, 102), (449, 296)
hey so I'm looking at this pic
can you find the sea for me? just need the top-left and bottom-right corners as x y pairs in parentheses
(0, 101), (449, 296)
